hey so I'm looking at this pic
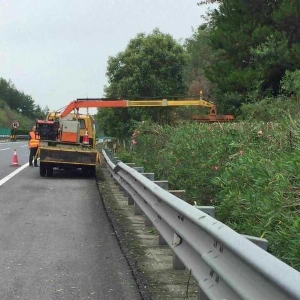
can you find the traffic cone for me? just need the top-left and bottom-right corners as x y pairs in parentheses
(10, 149), (20, 167)
(82, 130), (89, 145)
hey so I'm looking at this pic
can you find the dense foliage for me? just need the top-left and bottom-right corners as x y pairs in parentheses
(116, 110), (300, 270)
(183, 26), (215, 99)
(105, 28), (186, 98)
(190, 0), (300, 112)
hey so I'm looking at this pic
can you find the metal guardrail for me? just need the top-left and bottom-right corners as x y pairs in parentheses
(13, 135), (28, 140)
(102, 149), (300, 300)
(0, 135), (9, 142)
(0, 135), (28, 141)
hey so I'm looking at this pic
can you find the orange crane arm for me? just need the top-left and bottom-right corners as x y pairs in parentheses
(60, 98), (216, 119)
(60, 100), (128, 118)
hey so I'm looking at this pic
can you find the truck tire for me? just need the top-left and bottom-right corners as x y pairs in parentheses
(40, 163), (46, 177)
(82, 166), (95, 177)
(89, 166), (96, 177)
(82, 167), (89, 177)
(47, 167), (53, 177)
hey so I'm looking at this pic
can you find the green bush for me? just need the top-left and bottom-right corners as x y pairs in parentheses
(214, 146), (300, 269)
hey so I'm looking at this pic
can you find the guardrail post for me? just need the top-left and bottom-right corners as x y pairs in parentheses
(118, 178), (126, 192)
(173, 255), (185, 270)
(195, 206), (215, 218)
(243, 235), (268, 251)
(128, 196), (134, 205)
(172, 233), (185, 270)
(133, 166), (144, 173)
(153, 180), (169, 190)
(158, 234), (168, 246)
(198, 288), (210, 300)
(134, 202), (143, 215)
(125, 163), (136, 205)
(144, 216), (153, 227)
(169, 190), (186, 200)
(130, 168), (144, 208)
(124, 164), (138, 202)
(125, 163), (135, 168)
(144, 217), (153, 227)
(141, 173), (155, 181)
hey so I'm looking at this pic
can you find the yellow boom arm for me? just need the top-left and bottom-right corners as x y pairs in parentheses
(60, 98), (216, 119)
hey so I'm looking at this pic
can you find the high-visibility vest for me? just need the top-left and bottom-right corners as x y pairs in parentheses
(28, 131), (40, 148)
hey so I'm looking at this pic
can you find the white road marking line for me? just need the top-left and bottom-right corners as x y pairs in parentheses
(21, 145), (27, 148)
(0, 163), (29, 187)
(0, 148), (10, 151)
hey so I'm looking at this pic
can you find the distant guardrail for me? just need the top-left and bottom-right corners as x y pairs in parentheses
(14, 135), (28, 140)
(102, 149), (300, 300)
(0, 135), (28, 141)
(0, 135), (10, 141)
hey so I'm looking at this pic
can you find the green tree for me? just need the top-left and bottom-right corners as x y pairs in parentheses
(97, 29), (187, 138)
(0, 77), (45, 122)
(199, 0), (300, 111)
(184, 25), (214, 99)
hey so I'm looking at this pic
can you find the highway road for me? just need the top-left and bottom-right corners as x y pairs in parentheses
(0, 141), (142, 300)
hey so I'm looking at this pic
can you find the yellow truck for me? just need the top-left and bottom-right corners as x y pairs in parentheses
(36, 111), (100, 177)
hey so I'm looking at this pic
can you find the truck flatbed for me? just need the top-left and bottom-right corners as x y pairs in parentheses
(37, 143), (100, 177)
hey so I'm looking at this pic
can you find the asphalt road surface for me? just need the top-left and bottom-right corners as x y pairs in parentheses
(0, 141), (142, 300)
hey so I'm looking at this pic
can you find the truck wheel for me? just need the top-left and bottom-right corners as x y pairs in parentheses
(47, 167), (53, 177)
(82, 167), (89, 177)
(40, 163), (46, 177)
(89, 166), (96, 177)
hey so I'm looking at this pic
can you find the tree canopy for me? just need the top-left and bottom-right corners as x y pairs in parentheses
(183, 25), (216, 100)
(105, 28), (186, 98)
(97, 29), (187, 137)
(194, 0), (300, 111)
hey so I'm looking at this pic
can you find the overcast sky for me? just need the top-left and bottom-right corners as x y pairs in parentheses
(1, 0), (215, 112)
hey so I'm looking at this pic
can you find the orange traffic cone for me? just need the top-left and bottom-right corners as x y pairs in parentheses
(82, 130), (89, 145)
(10, 149), (20, 167)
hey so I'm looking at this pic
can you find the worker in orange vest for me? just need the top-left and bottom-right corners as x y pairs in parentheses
(28, 125), (40, 167)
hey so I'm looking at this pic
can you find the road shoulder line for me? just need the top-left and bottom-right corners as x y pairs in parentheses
(0, 163), (29, 187)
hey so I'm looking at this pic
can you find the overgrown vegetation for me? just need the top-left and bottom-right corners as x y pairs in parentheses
(116, 109), (300, 270)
